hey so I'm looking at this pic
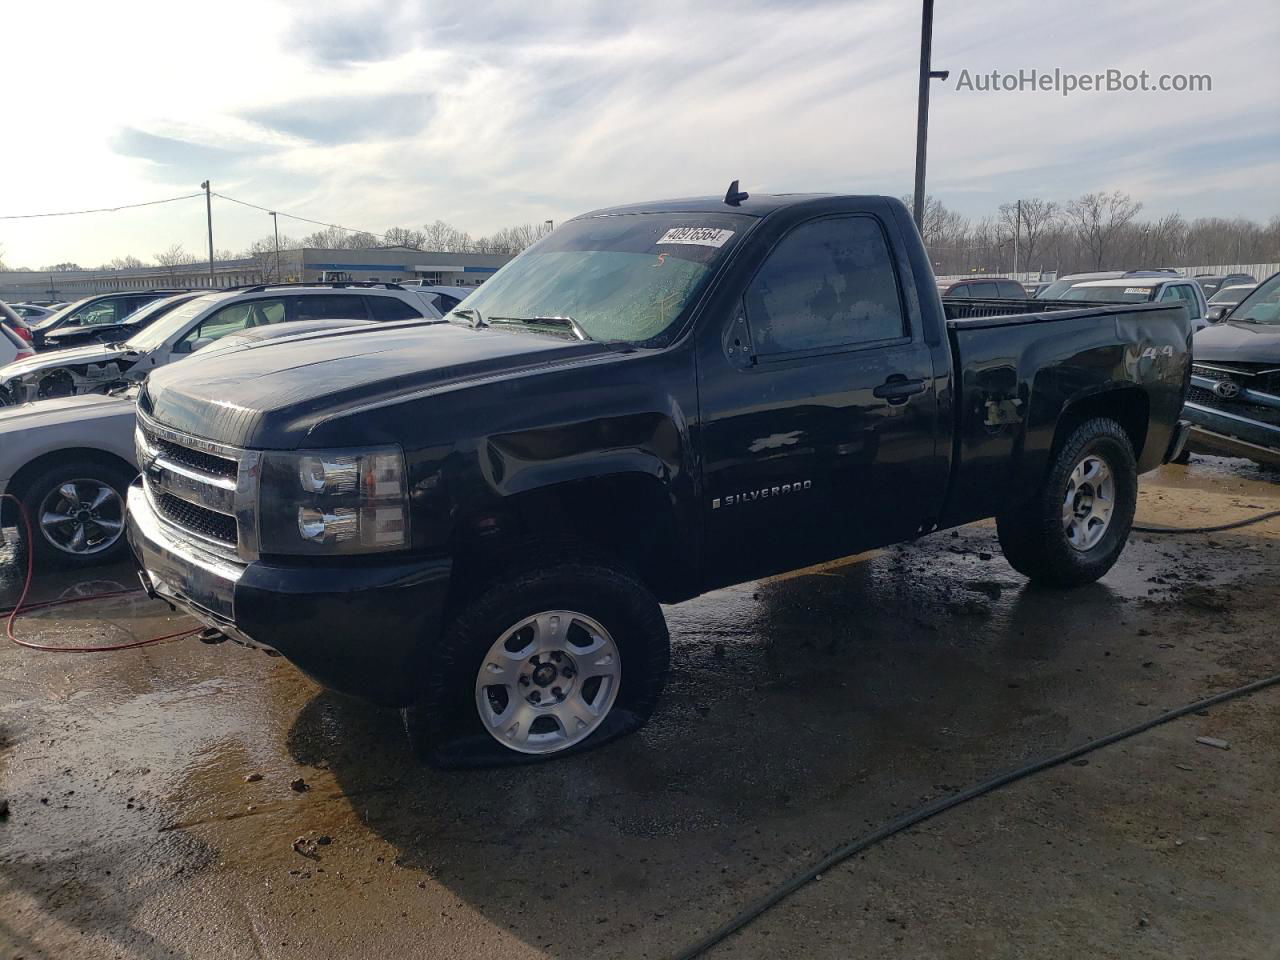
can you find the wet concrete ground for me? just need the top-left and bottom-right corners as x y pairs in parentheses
(2, 455), (1279, 959)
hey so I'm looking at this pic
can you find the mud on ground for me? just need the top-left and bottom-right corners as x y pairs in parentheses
(2, 456), (1278, 959)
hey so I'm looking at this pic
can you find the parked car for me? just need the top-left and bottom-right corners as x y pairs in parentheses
(36, 292), (204, 351)
(0, 283), (443, 405)
(8, 303), (59, 324)
(27, 290), (191, 349)
(402, 284), (469, 314)
(1058, 277), (1208, 330)
(1035, 270), (1177, 300)
(1205, 283), (1258, 317)
(0, 318), (33, 368)
(0, 317), (390, 567)
(1194, 273), (1257, 299)
(937, 277), (1027, 299)
(1182, 271), (1280, 466)
(1, 302), (35, 346)
(126, 190), (1192, 766)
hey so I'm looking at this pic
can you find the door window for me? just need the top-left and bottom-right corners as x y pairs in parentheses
(969, 280), (1000, 298)
(174, 298), (287, 353)
(745, 216), (905, 357)
(367, 295), (423, 321)
(73, 301), (120, 326)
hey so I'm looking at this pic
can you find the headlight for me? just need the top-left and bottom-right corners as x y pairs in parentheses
(258, 445), (410, 555)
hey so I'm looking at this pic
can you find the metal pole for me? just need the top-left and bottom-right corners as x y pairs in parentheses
(912, 0), (948, 235)
(1013, 199), (1021, 276)
(201, 180), (215, 286)
(271, 211), (281, 282)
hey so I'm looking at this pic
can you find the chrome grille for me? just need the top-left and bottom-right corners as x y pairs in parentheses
(136, 412), (259, 561)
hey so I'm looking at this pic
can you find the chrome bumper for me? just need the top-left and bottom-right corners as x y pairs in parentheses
(126, 481), (263, 648)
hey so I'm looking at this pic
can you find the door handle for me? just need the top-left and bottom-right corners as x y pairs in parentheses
(873, 376), (927, 404)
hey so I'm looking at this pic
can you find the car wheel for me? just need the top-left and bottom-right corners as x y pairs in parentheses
(15, 460), (135, 568)
(403, 560), (670, 768)
(996, 417), (1138, 587)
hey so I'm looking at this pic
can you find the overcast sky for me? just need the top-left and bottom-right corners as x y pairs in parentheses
(4, 0), (1278, 268)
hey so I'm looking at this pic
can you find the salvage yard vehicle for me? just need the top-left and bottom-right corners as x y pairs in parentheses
(1059, 276), (1209, 331)
(1195, 272), (1257, 299)
(126, 190), (1193, 766)
(1035, 269), (1178, 300)
(1184, 271), (1280, 466)
(0, 319), (32, 368)
(1205, 283), (1258, 320)
(0, 282), (443, 406)
(26, 290), (190, 349)
(936, 276), (1026, 299)
(0, 316), (407, 567)
(36, 291), (203, 351)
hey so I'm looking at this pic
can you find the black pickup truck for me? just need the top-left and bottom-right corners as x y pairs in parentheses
(126, 190), (1192, 766)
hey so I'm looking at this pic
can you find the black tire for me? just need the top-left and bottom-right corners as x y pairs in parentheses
(14, 460), (135, 569)
(403, 561), (670, 768)
(996, 418), (1137, 588)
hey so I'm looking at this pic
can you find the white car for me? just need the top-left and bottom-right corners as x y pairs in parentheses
(1058, 277), (1209, 331)
(0, 283), (444, 405)
(0, 316), (408, 566)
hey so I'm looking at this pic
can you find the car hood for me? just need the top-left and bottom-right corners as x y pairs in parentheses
(0, 343), (129, 381)
(42, 323), (127, 346)
(1192, 321), (1280, 364)
(0, 391), (135, 431)
(141, 321), (616, 449)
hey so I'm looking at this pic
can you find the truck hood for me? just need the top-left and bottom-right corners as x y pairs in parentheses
(1192, 321), (1280, 364)
(2, 342), (128, 380)
(141, 321), (616, 448)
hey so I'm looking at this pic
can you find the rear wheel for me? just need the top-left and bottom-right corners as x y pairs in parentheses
(15, 460), (134, 568)
(997, 418), (1137, 587)
(403, 561), (670, 767)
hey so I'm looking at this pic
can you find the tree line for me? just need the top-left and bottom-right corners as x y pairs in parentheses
(908, 192), (1280, 277)
(4, 219), (553, 276)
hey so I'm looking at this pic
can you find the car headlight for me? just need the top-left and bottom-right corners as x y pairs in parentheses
(258, 445), (410, 555)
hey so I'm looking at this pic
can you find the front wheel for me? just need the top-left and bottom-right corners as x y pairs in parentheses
(15, 460), (135, 568)
(997, 417), (1138, 588)
(403, 561), (671, 767)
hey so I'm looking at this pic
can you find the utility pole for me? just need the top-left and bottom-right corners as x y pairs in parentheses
(270, 211), (282, 282)
(200, 180), (215, 286)
(912, 0), (949, 233)
(1012, 199), (1021, 277)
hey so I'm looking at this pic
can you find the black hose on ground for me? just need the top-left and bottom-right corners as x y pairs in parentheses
(668, 671), (1280, 960)
(1132, 508), (1280, 535)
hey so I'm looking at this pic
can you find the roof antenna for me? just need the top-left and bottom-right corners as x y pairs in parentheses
(723, 179), (749, 206)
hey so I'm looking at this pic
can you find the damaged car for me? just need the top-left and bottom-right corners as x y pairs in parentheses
(0, 283), (444, 406)
(1184, 271), (1280, 466)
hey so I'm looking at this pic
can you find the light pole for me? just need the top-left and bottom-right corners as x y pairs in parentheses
(912, 0), (949, 233)
(270, 211), (281, 282)
(200, 180), (215, 286)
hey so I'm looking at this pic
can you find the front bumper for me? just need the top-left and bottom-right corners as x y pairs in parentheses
(126, 481), (452, 706)
(1183, 402), (1280, 466)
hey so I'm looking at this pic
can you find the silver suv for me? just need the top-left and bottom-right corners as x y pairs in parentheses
(0, 283), (442, 405)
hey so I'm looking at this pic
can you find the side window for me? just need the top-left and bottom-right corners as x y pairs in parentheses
(997, 280), (1024, 298)
(945, 284), (969, 298)
(437, 293), (462, 312)
(366, 295), (423, 321)
(969, 280), (999, 298)
(175, 298), (287, 353)
(75, 301), (119, 326)
(1158, 285), (1180, 302)
(295, 294), (369, 322)
(1175, 284), (1202, 314)
(745, 216), (905, 356)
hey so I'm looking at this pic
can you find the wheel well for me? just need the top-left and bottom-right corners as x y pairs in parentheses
(1052, 388), (1149, 462)
(2, 448), (137, 524)
(449, 474), (688, 604)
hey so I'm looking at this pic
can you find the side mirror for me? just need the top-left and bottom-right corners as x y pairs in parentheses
(172, 339), (193, 354)
(1205, 305), (1229, 324)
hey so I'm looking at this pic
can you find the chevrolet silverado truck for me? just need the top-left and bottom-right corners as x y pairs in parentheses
(125, 190), (1192, 766)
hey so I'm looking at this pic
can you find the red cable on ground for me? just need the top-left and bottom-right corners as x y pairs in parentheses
(1, 492), (198, 652)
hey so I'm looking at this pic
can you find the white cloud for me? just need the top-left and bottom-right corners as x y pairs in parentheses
(2, 0), (1277, 267)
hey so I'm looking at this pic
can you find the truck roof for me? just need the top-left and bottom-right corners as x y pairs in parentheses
(574, 192), (851, 220)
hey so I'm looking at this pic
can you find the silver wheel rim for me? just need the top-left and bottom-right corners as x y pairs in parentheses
(37, 479), (125, 556)
(475, 610), (622, 755)
(1062, 454), (1114, 552)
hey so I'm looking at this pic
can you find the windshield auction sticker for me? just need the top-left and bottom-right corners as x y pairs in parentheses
(657, 227), (735, 248)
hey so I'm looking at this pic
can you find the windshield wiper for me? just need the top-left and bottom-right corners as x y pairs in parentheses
(488, 315), (592, 341)
(451, 307), (485, 329)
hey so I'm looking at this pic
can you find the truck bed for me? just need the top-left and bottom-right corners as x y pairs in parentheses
(938, 301), (1191, 530)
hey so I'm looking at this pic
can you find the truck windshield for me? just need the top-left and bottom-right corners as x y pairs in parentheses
(124, 294), (224, 352)
(1230, 273), (1280, 325)
(1059, 285), (1157, 303)
(446, 212), (754, 344)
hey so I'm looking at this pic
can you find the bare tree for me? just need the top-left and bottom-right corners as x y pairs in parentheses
(153, 243), (199, 280)
(240, 233), (300, 283)
(1065, 192), (1143, 270)
(41, 261), (83, 271)
(106, 254), (148, 269)
(420, 220), (473, 252)
(999, 198), (1059, 271)
(301, 226), (379, 249)
(382, 227), (428, 250)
